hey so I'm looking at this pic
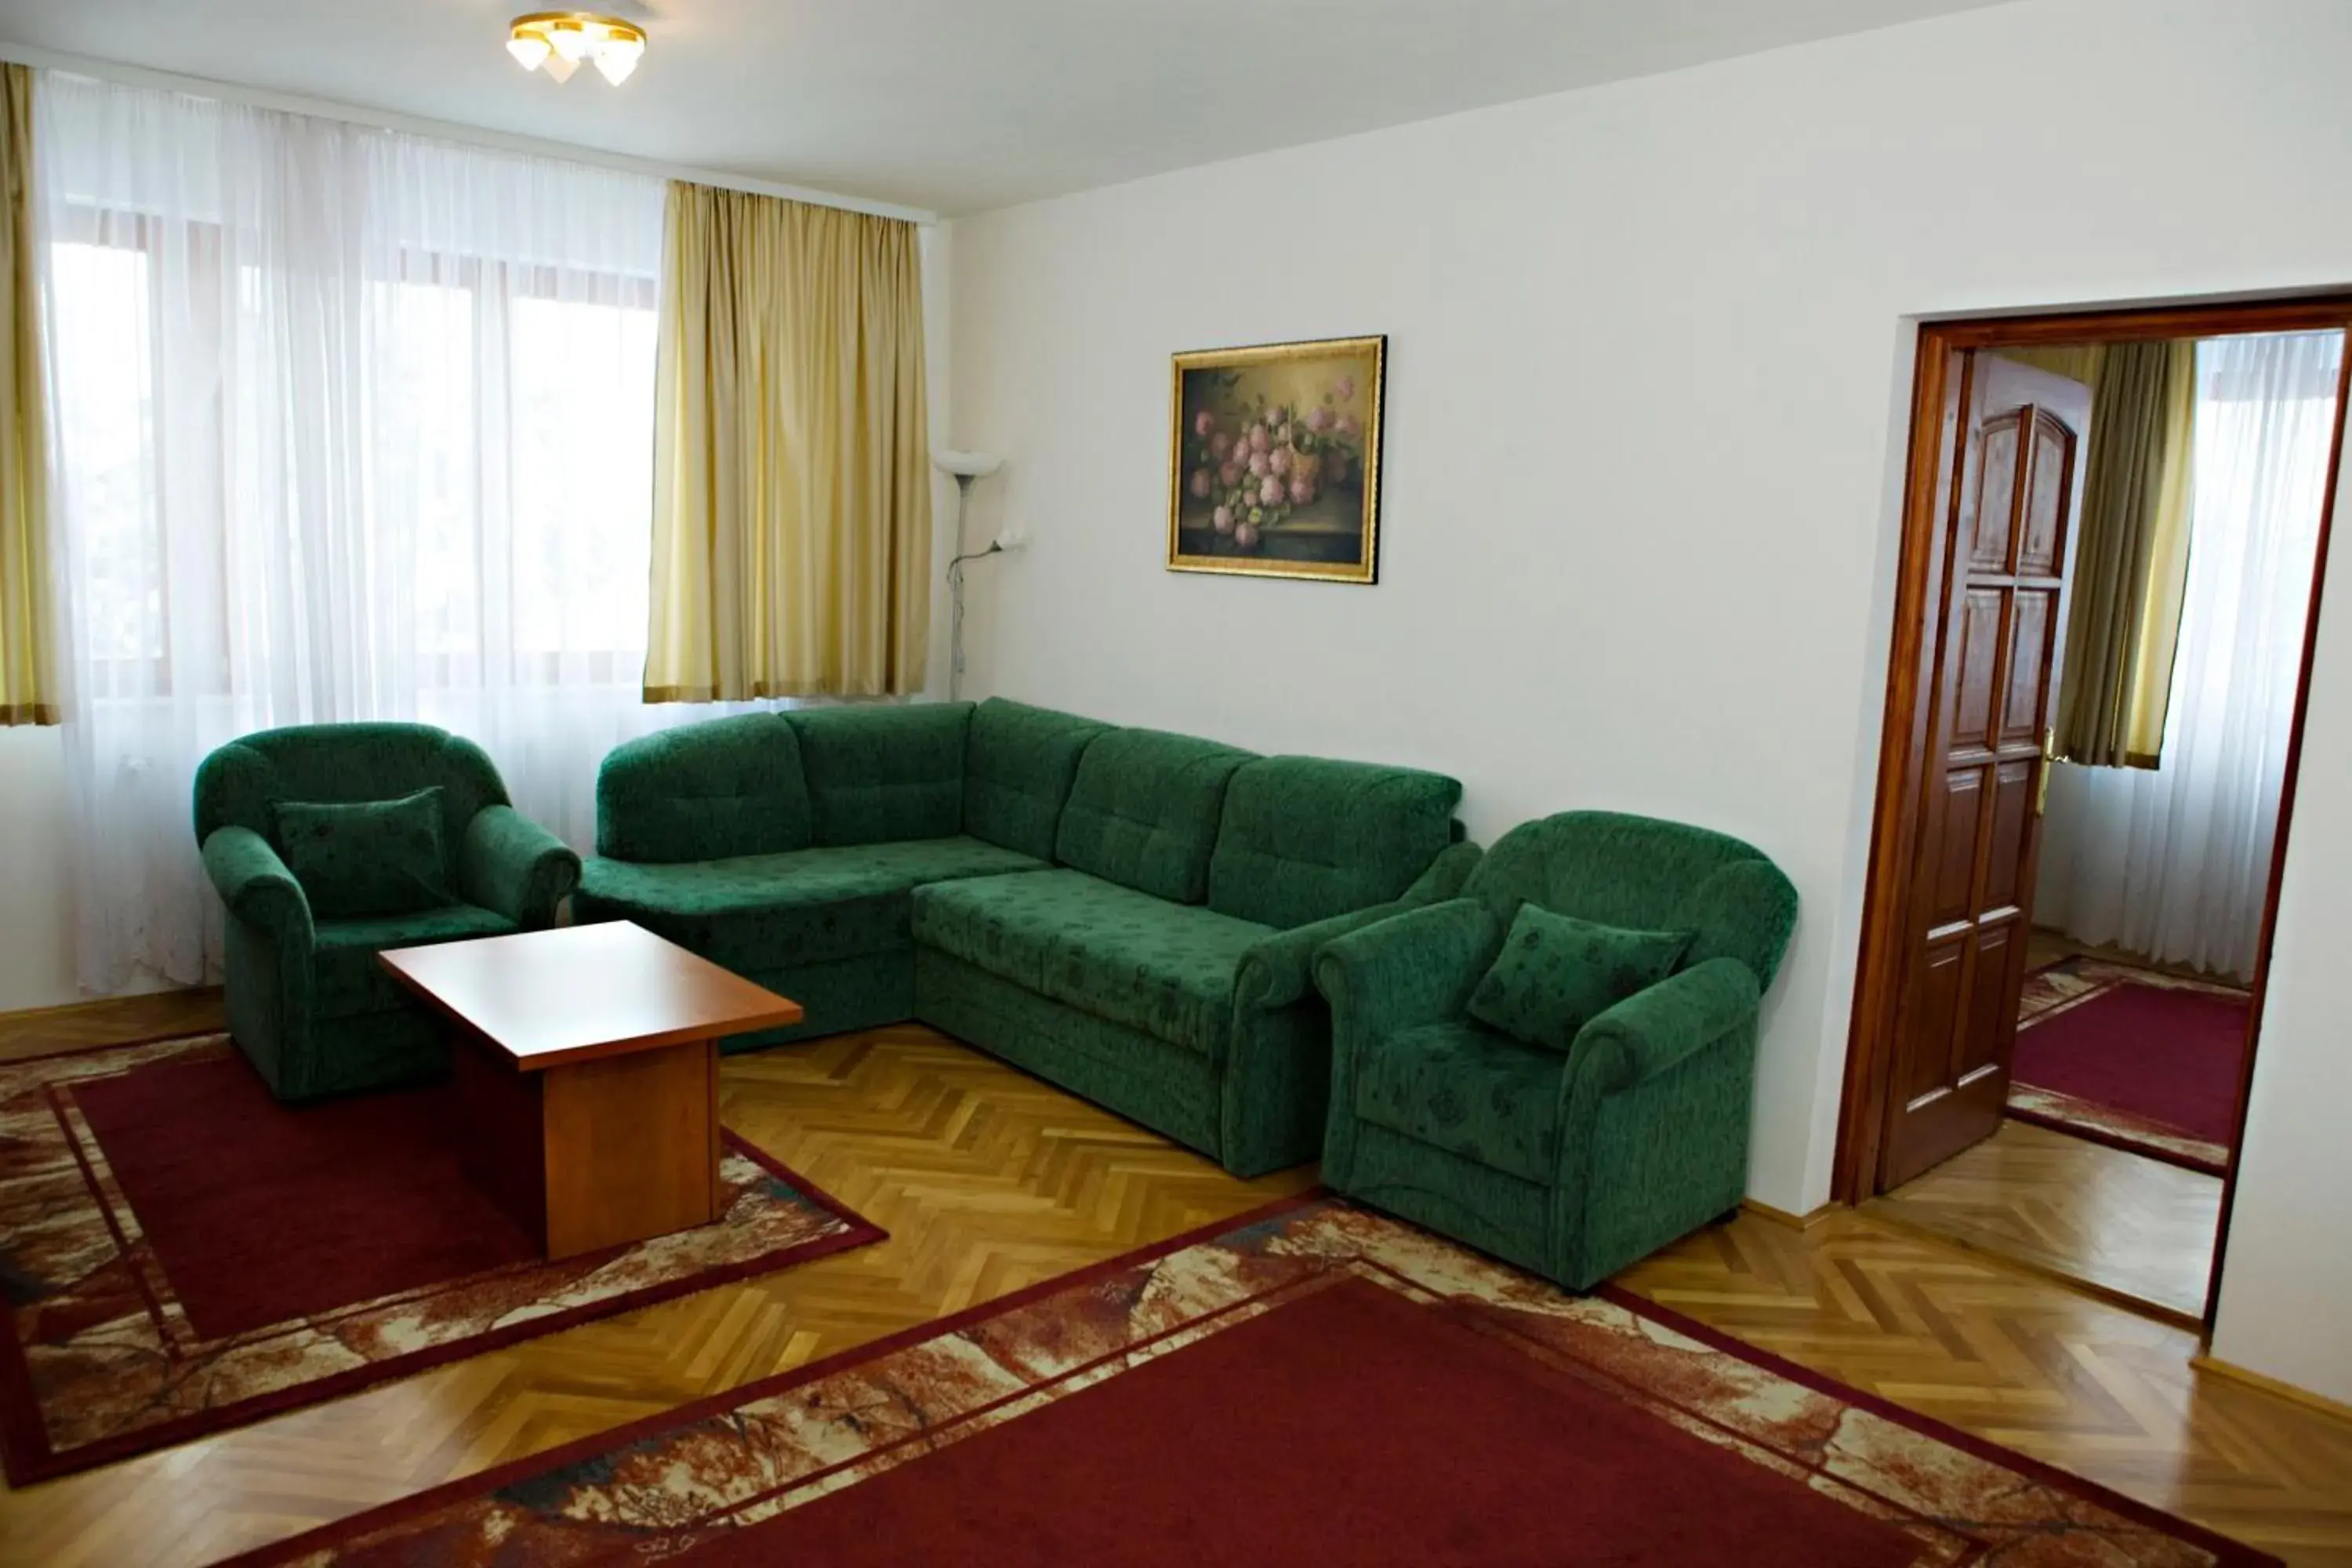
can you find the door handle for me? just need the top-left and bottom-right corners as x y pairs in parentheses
(2036, 727), (2057, 817)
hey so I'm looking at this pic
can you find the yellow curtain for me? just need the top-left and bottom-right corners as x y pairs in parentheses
(1999, 341), (2196, 768)
(645, 182), (931, 701)
(0, 63), (54, 727)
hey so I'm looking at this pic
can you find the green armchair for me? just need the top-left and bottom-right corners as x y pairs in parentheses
(1313, 811), (1798, 1290)
(194, 722), (581, 1102)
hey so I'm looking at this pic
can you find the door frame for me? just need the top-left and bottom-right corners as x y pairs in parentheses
(1831, 292), (2352, 1331)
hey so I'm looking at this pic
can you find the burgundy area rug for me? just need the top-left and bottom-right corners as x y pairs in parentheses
(227, 1196), (2275, 1568)
(2009, 957), (2252, 1175)
(0, 1033), (884, 1483)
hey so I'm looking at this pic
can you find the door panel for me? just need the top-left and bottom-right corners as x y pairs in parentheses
(1897, 941), (1966, 1105)
(1969, 418), (2021, 569)
(1952, 589), (2005, 746)
(1981, 759), (2033, 910)
(2001, 590), (2054, 746)
(1927, 767), (1984, 925)
(1878, 353), (2091, 1189)
(2020, 415), (2074, 574)
(1958, 924), (2018, 1076)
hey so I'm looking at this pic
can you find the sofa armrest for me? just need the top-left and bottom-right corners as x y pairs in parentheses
(1237, 903), (1406, 1012)
(1313, 898), (1499, 1036)
(1401, 838), (1483, 904)
(201, 826), (314, 947)
(1236, 840), (1488, 1011)
(1568, 957), (1761, 1096)
(460, 805), (582, 928)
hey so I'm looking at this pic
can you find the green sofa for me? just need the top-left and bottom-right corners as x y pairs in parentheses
(194, 723), (582, 1102)
(576, 698), (1474, 1176)
(1312, 811), (1798, 1288)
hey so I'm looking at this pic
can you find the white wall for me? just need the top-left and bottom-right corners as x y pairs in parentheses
(2209, 420), (2352, 1406)
(946, 0), (2352, 1403)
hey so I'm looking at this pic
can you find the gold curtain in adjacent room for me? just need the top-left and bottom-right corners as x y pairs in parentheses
(0, 63), (54, 726)
(2002, 340), (2196, 768)
(2051, 339), (2197, 768)
(644, 182), (931, 701)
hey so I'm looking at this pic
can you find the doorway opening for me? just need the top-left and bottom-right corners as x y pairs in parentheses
(1834, 296), (2352, 1330)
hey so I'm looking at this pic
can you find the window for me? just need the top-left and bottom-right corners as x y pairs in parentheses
(46, 219), (661, 691)
(48, 238), (161, 675)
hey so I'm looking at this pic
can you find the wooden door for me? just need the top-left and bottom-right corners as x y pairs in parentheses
(1878, 354), (2091, 1189)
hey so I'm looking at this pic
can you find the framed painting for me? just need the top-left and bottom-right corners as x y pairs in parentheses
(1167, 335), (1385, 583)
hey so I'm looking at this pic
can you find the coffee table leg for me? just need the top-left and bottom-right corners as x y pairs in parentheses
(540, 1036), (722, 1259)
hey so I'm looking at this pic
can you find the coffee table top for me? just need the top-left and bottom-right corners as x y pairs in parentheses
(378, 921), (804, 1070)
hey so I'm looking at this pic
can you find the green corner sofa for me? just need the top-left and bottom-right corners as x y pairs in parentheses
(1312, 811), (1798, 1289)
(194, 723), (582, 1102)
(575, 699), (1476, 1176)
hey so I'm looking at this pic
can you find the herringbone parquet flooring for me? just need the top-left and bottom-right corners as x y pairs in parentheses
(1867, 1117), (2223, 1323)
(4, 1000), (2350, 1566)
(0, 1014), (1312, 1567)
(1617, 1207), (2352, 1566)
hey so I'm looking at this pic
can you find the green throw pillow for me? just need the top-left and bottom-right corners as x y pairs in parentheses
(1467, 905), (1693, 1054)
(273, 787), (454, 919)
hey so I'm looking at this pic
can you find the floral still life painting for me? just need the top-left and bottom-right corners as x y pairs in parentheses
(1167, 335), (1385, 583)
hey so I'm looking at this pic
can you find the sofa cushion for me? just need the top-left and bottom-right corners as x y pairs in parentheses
(273, 786), (454, 919)
(1467, 906), (1693, 1054)
(963, 698), (1112, 860)
(578, 836), (1043, 971)
(596, 714), (811, 864)
(1054, 728), (1255, 903)
(313, 902), (517, 1020)
(788, 704), (972, 847)
(913, 868), (1272, 1055)
(1356, 1019), (1564, 1184)
(1207, 756), (1462, 928)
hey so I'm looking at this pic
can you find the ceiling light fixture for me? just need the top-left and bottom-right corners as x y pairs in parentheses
(506, 13), (645, 86)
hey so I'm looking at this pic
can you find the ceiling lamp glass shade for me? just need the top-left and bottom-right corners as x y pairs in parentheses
(546, 19), (591, 62)
(592, 34), (643, 85)
(507, 13), (646, 85)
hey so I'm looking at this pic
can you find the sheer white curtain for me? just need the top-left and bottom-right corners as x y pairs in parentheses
(2036, 329), (2346, 982)
(35, 74), (766, 993)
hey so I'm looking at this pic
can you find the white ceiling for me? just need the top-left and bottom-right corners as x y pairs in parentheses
(0, 1), (2013, 216)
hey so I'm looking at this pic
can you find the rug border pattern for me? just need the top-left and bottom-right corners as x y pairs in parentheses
(223, 1195), (2277, 1568)
(0, 1033), (887, 1485)
(2007, 956), (2245, 1175)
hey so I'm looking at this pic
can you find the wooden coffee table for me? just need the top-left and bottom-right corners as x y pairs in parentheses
(379, 921), (804, 1259)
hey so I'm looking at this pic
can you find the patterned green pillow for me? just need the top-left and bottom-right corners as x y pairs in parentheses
(1467, 904), (1693, 1054)
(273, 787), (454, 919)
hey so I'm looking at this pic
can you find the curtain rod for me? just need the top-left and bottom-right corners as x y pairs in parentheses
(0, 40), (939, 227)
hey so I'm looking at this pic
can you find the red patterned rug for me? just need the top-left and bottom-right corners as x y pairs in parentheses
(0, 1033), (884, 1483)
(225, 1196), (2274, 1568)
(2011, 957), (2251, 1175)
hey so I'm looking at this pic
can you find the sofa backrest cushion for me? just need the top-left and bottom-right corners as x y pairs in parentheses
(597, 713), (811, 864)
(1207, 756), (1464, 928)
(787, 702), (973, 847)
(963, 697), (1113, 859)
(1055, 728), (1256, 903)
(1461, 810), (1799, 987)
(194, 722), (506, 887)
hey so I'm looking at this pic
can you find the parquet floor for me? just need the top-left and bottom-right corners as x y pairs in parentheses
(0, 1009), (1312, 1567)
(1618, 1210), (2352, 1566)
(1864, 929), (2230, 1323)
(1869, 1118), (2223, 1322)
(4, 997), (2350, 1566)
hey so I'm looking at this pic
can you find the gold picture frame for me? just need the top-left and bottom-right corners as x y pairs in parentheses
(1166, 335), (1385, 583)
